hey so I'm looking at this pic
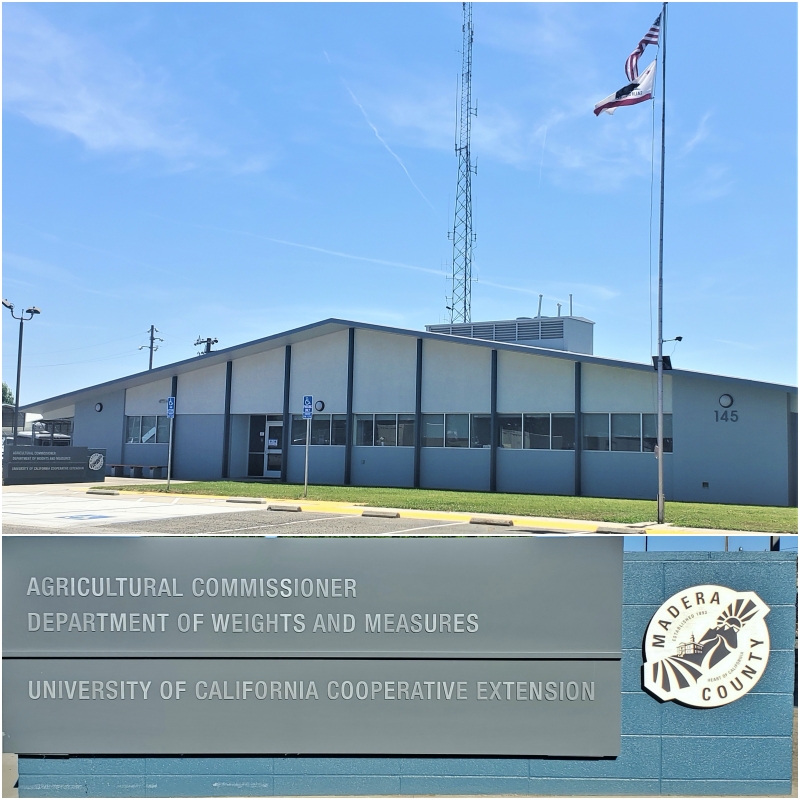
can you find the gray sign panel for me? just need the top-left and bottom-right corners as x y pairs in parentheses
(3, 447), (106, 485)
(4, 537), (622, 659)
(3, 658), (620, 756)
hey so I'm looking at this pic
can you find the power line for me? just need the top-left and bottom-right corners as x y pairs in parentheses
(25, 350), (144, 368)
(23, 330), (149, 357)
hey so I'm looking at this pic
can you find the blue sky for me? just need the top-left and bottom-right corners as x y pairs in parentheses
(3, 2), (797, 405)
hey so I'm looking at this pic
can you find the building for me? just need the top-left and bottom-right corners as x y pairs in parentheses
(17, 317), (798, 506)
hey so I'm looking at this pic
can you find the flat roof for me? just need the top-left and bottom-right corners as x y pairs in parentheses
(20, 318), (797, 415)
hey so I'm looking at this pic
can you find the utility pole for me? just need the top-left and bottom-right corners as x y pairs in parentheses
(448, 2), (477, 324)
(2, 299), (41, 445)
(194, 336), (218, 355)
(139, 325), (163, 370)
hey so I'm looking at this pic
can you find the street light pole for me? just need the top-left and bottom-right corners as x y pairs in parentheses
(3, 300), (41, 445)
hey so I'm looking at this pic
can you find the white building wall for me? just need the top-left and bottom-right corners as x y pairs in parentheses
(125, 378), (173, 416)
(41, 405), (75, 420)
(177, 363), (227, 415)
(289, 330), (349, 413)
(230, 348), (286, 415)
(421, 340), (491, 413)
(581, 364), (672, 413)
(353, 330), (417, 412)
(497, 351), (574, 412)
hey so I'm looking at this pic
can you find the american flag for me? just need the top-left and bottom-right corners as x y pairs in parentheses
(625, 14), (661, 82)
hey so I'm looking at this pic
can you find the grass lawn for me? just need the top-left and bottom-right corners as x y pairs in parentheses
(111, 481), (798, 533)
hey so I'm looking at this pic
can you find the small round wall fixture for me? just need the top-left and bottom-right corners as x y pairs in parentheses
(95, 403), (103, 412)
(719, 394), (734, 409)
(314, 400), (325, 411)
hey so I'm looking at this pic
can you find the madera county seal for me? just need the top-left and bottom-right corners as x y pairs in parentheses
(643, 584), (770, 708)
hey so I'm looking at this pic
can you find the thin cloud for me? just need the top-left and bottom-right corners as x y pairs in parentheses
(3, 6), (218, 163)
(683, 111), (713, 155)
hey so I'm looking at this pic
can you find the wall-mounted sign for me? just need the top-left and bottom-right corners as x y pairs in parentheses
(643, 584), (770, 708)
(2, 447), (106, 485)
(3, 537), (622, 756)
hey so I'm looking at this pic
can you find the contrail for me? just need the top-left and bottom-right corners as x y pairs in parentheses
(340, 78), (436, 213)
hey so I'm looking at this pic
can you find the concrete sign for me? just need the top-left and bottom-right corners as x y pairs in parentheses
(643, 584), (771, 707)
(2, 447), (106, 485)
(3, 537), (622, 756)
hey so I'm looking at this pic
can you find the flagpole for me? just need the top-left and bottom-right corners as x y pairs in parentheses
(656, 2), (668, 524)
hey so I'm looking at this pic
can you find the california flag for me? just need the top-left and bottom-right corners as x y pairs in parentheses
(594, 60), (656, 116)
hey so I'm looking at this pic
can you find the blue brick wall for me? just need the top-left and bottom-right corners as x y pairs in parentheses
(17, 551), (797, 797)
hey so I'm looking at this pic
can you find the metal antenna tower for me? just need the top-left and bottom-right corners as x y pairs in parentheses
(448, 2), (477, 324)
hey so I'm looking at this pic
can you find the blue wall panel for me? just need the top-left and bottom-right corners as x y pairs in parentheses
(16, 551), (797, 798)
(172, 415), (225, 481)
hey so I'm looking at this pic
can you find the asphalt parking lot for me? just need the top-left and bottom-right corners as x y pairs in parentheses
(1, 484), (593, 538)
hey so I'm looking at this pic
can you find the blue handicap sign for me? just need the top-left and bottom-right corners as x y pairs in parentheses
(167, 396), (176, 419)
(303, 395), (313, 420)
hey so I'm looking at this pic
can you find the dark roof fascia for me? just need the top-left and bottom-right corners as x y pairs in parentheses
(20, 318), (797, 413)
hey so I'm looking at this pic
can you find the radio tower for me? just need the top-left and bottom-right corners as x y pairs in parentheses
(448, 2), (477, 324)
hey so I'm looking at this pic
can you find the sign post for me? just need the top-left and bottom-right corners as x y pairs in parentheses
(302, 395), (312, 498)
(166, 396), (175, 492)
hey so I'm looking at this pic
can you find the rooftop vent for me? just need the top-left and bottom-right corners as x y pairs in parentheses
(425, 315), (594, 355)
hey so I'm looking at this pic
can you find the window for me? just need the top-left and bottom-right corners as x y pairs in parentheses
(498, 414), (523, 449)
(125, 416), (141, 444)
(156, 416), (170, 443)
(291, 415), (307, 445)
(398, 414), (416, 447)
(583, 414), (610, 451)
(354, 414), (374, 446)
(141, 416), (157, 444)
(311, 414), (331, 445)
(470, 415), (491, 448)
(331, 414), (347, 446)
(611, 414), (641, 451)
(126, 416), (171, 444)
(551, 414), (575, 450)
(445, 414), (469, 447)
(523, 414), (550, 449)
(643, 414), (673, 453)
(374, 415), (397, 446)
(422, 414), (444, 447)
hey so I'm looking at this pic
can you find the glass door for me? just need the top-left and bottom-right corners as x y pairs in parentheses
(265, 420), (283, 478)
(248, 415), (266, 477)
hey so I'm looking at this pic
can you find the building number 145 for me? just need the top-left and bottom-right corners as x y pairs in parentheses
(714, 410), (738, 422)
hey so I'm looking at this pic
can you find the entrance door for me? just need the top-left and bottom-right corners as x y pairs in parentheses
(265, 419), (283, 478)
(249, 415), (283, 478)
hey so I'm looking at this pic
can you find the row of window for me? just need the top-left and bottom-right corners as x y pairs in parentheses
(125, 415), (171, 444)
(290, 413), (673, 453)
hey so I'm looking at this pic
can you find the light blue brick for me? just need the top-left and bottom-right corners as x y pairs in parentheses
(18, 776), (88, 797)
(18, 758), (89, 775)
(661, 779), (793, 795)
(527, 777), (661, 794)
(399, 758), (528, 776)
(621, 692), (661, 735)
(662, 692), (794, 736)
(751, 649), (797, 693)
(146, 757), (273, 775)
(145, 774), (272, 797)
(622, 649), (644, 691)
(87, 775), (146, 797)
(274, 775), (400, 795)
(622, 604), (659, 649)
(663, 561), (797, 605)
(662, 736), (793, 780)
(90, 759), (146, 775)
(274, 757), (400, 775)
(623, 562), (664, 604)
(529, 736), (660, 778)
(400, 776), (529, 795)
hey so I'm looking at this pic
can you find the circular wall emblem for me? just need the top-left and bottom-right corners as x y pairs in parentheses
(718, 394), (734, 408)
(88, 452), (105, 471)
(314, 400), (325, 411)
(643, 584), (770, 708)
